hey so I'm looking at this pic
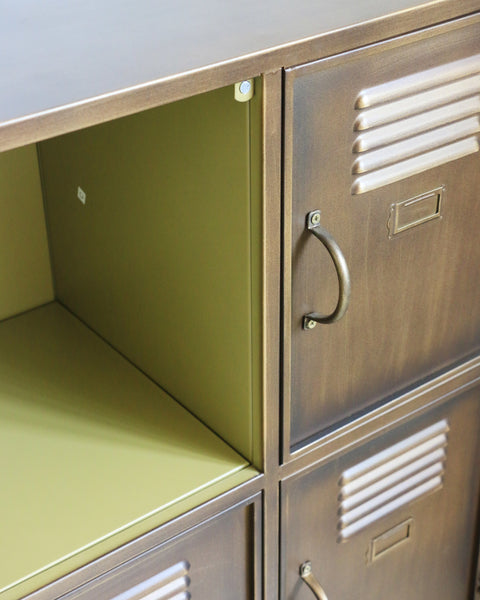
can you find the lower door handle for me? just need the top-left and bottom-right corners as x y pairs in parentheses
(300, 561), (329, 600)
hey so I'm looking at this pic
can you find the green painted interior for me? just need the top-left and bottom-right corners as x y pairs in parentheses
(0, 145), (53, 319)
(0, 303), (252, 598)
(248, 83), (264, 469)
(39, 84), (262, 461)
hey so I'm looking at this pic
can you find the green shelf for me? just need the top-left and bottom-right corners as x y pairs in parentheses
(0, 303), (254, 598)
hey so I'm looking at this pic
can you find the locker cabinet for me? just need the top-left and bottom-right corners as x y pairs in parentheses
(1, 3), (480, 600)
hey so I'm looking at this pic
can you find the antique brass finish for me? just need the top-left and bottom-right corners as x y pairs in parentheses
(284, 16), (480, 450)
(283, 390), (480, 600)
(303, 210), (351, 329)
(299, 561), (329, 600)
(261, 70), (284, 600)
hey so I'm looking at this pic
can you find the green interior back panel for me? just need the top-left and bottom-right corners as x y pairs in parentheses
(0, 145), (53, 319)
(39, 85), (261, 461)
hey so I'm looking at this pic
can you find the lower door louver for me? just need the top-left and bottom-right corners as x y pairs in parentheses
(338, 420), (448, 540)
(110, 561), (190, 600)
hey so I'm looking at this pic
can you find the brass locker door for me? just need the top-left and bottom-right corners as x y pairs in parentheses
(281, 386), (480, 599)
(284, 17), (480, 451)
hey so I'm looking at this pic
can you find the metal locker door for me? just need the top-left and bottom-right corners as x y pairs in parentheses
(281, 386), (480, 599)
(51, 498), (262, 600)
(284, 16), (480, 451)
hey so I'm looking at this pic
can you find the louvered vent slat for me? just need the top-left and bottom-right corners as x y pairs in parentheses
(352, 117), (480, 173)
(340, 477), (443, 541)
(340, 421), (448, 486)
(356, 53), (480, 108)
(338, 420), (448, 541)
(353, 98), (480, 153)
(339, 462), (444, 526)
(110, 561), (191, 600)
(352, 137), (479, 195)
(340, 447), (446, 511)
(352, 53), (480, 194)
(355, 75), (480, 130)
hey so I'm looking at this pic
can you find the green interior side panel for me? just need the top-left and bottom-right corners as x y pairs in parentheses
(248, 83), (264, 469)
(39, 84), (261, 461)
(0, 303), (251, 598)
(0, 145), (53, 319)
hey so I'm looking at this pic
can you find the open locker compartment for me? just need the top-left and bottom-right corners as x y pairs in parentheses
(284, 16), (480, 452)
(0, 84), (261, 598)
(281, 380), (480, 599)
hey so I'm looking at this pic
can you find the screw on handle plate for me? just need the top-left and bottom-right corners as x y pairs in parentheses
(299, 561), (329, 600)
(300, 561), (313, 577)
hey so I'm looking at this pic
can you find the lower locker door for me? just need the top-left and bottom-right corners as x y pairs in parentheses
(281, 387), (480, 599)
(53, 498), (260, 600)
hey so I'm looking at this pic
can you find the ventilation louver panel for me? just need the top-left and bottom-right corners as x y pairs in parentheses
(351, 54), (480, 194)
(338, 420), (449, 541)
(110, 561), (191, 600)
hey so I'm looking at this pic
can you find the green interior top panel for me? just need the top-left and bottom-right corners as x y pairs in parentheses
(0, 145), (53, 320)
(39, 84), (261, 461)
(0, 302), (251, 598)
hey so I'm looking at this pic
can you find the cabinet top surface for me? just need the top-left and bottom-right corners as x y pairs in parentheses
(1, 0), (479, 149)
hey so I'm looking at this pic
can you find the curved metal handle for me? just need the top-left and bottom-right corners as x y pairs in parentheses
(300, 561), (329, 600)
(303, 210), (351, 329)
